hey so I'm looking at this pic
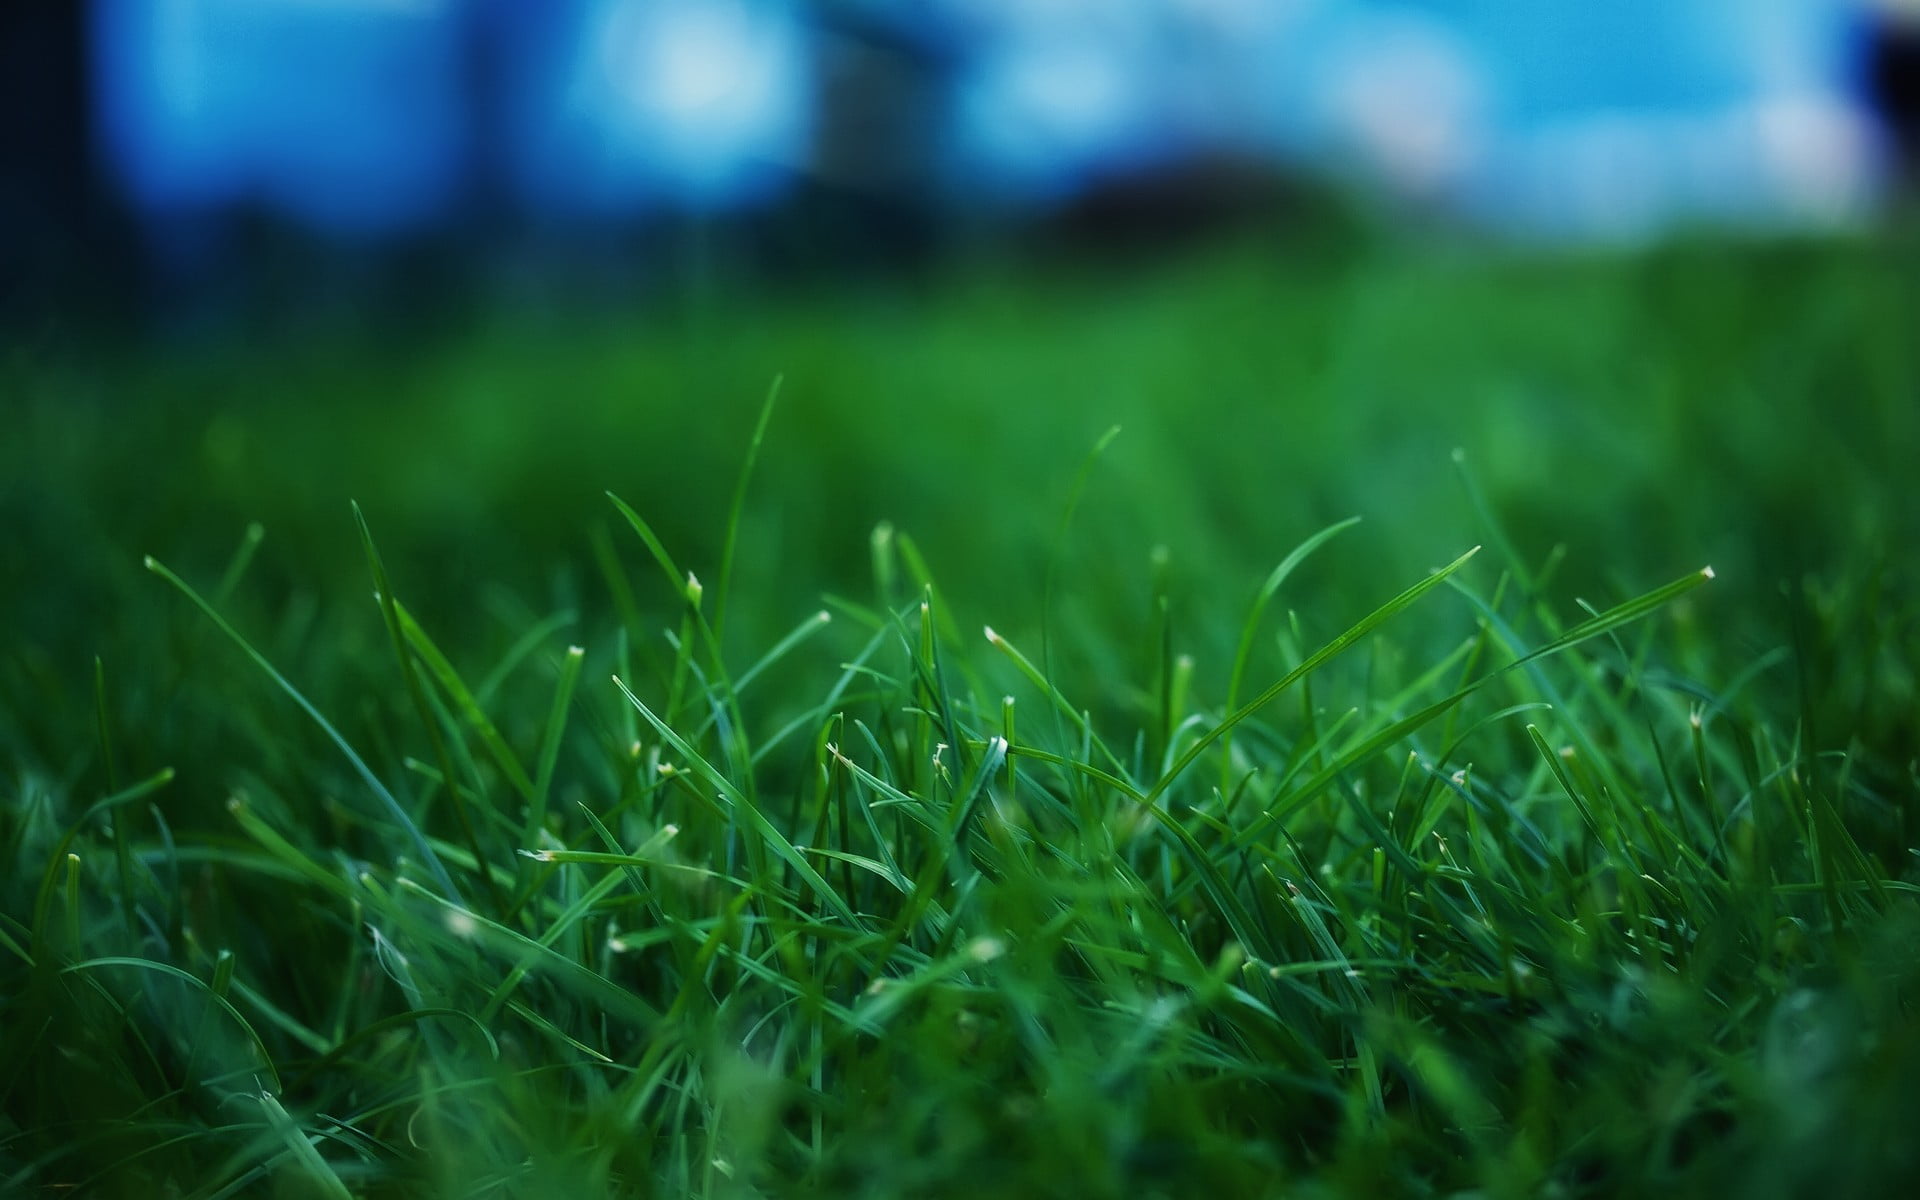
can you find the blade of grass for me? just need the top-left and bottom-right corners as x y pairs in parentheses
(256, 1089), (355, 1200)
(355, 504), (502, 914)
(64, 957), (280, 1091)
(525, 645), (586, 857)
(613, 675), (862, 930)
(384, 593), (538, 804)
(145, 556), (460, 901)
(1150, 545), (1483, 806)
(713, 375), (781, 644)
(1220, 516), (1363, 797)
(1040, 424), (1123, 744)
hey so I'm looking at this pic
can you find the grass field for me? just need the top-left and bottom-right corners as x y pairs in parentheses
(3, 226), (1918, 1196)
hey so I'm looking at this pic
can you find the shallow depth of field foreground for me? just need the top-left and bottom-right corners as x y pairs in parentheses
(3, 234), (1919, 1197)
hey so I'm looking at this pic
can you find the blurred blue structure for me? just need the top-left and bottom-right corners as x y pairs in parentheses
(939, 0), (1879, 235)
(92, 0), (471, 235)
(92, 0), (814, 234)
(88, 0), (1886, 246)
(492, 0), (811, 217)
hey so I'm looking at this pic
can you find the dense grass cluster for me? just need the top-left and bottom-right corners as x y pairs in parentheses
(3, 230), (1917, 1195)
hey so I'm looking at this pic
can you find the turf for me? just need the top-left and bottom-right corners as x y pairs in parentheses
(3, 226), (1918, 1196)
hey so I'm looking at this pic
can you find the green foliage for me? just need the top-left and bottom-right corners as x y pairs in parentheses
(4, 231), (1917, 1195)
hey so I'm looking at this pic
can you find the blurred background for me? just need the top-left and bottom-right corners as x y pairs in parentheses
(4, 0), (1919, 330)
(2, 1), (1917, 799)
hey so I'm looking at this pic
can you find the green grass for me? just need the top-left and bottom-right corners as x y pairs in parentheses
(4, 228), (1918, 1196)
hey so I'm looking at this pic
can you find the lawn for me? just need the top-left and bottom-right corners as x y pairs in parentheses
(3, 226), (1917, 1196)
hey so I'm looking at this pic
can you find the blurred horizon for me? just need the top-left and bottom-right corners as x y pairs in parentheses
(4, 1), (1919, 335)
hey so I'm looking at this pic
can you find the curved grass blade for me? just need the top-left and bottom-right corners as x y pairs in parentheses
(612, 674), (862, 930)
(1220, 516), (1363, 795)
(714, 375), (781, 643)
(382, 592), (537, 804)
(605, 491), (685, 596)
(393, 877), (662, 1030)
(1149, 545), (1483, 806)
(985, 625), (1129, 779)
(145, 556), (459, 900)
(355, 504), (500, 913)
(30, 767), (174, 958)
(64, 956), (281, 1092)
